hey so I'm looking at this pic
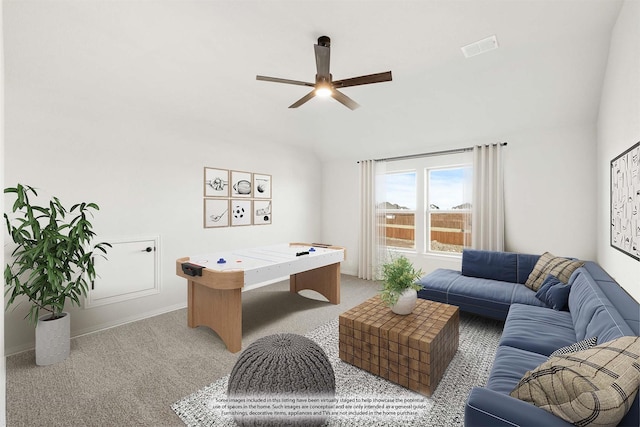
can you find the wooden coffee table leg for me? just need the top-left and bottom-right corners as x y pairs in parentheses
(290, 263), (341, 304)
(188, 280), (242, 353)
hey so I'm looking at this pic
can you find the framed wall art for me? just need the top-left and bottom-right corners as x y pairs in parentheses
(230, 199), (252, 226)
(231, 170), (252, 197)
(204, 168), (229, 198)
(254, 200), (272, 225)
(610, 141), (639, 260)
(204, 199), (229, 228)
(253, 173), (272, 198)
(203, 167), (272, 228)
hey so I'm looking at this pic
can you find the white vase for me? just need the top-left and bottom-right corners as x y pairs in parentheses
(391, 288), (418, 315)
(35, 312), (70, 366)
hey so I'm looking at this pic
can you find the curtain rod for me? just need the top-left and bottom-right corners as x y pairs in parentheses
(368, 141), (507, 163)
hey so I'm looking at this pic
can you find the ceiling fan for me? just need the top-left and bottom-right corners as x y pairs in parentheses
(256, 35), (392, 110)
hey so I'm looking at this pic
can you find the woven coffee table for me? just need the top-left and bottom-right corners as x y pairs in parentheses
(339, 295), (459, 396)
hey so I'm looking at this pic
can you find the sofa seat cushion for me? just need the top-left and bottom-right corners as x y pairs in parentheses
(510, 336), (640, 426)
(499, 304), (576, 356)
(486, 345), (549, 394)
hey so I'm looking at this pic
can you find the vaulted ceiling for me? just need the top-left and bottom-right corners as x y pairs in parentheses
(3, 0), (623, 161)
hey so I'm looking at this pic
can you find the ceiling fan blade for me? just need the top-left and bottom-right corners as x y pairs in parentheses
(331, 89), (360, 110)
(332, 71), (392, 89)
(256, 75), (315, 87)
(289, 90), (317, 108)
(314, 44), (331, 79)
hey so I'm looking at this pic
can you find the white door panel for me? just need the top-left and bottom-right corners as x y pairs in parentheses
(86, 236), (160, 308)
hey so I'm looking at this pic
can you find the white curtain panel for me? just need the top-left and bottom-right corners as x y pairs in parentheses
(472, 144), (505, 251)
(358, 160), (387, 280)
(358, 160), (376, 279)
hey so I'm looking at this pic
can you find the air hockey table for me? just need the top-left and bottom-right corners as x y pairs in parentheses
(175, 243), (345, 352)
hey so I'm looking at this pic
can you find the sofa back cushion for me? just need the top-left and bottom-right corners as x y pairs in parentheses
(461, 250), (541, 284)
(568, 269), (635, 343)
(515, 253), (540, 284)
(582, 261), (640, 335)
(462, 250), (517, 282)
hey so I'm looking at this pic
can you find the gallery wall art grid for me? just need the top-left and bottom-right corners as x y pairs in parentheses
(203, 167), (272, 228)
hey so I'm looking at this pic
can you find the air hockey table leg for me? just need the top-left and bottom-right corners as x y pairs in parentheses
(289, 262), (341, 304)
(187, 280), (242, 353)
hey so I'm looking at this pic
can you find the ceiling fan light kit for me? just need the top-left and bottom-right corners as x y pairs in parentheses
(256, 35), (392, 110)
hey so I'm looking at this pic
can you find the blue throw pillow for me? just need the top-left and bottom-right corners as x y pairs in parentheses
(535, 275), (571, 311)
(547, 283), (571, 311)
(535, 274), (562, 301)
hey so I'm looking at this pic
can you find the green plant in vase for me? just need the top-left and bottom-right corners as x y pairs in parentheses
(4, 184), (110, 365)
(379, 254), (423, 315)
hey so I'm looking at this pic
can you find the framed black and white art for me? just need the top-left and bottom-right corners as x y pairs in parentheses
(610, 141), (639, 260)
(204, 199), (229, 228)
(231, 170), (252, 198)
(253, 173), (272, 198)
(204, 168), (229, 198)
(254, 200), (272, 225)
(230, 199), (252, 226)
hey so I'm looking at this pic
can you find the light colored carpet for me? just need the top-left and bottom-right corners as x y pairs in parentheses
(172, 312), (504, 426)
(6, 276), (380, 426)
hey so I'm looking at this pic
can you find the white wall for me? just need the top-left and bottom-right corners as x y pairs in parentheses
(597, 0), (640, 301)
(502, 124), (598, 259)
(1, 1), (7, 423)
(323, 123), (599, 277)
(4, 98), (323, 354)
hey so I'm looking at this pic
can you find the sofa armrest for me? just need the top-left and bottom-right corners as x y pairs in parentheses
(465, 387), (573, 427)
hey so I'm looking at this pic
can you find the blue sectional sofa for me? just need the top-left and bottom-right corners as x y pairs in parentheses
(418, 250), (640, 426)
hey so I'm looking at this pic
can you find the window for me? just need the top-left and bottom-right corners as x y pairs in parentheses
(378, 153), (472, 255)
(379, 172), (416, 249)
(427, 167), (472, 253)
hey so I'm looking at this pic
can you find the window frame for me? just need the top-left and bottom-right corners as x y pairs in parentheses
(380, 153), (472, 257)
(425, 164), (473, 255)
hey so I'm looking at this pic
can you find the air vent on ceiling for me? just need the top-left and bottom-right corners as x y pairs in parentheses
(461, 35), (499, 58)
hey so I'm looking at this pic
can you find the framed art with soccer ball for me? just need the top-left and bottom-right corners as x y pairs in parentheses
(230, 199), (252, 226)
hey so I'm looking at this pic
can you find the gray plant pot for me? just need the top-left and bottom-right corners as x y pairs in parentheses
(35, 312), (70, 366)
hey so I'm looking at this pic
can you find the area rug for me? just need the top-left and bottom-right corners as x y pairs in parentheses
(171, 312), (504, 426)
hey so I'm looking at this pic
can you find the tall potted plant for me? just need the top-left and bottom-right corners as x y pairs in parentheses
(4, 184), (110, 365)
(379, 254), (423, 315)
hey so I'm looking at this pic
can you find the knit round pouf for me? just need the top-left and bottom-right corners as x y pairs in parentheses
(227, 333), (335, 427)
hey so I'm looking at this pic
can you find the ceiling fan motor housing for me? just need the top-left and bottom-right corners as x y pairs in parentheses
(317, 35), (330, 47)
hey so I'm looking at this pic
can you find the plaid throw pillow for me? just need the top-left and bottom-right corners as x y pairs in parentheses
(550, 336), (598, 357)
(525, 252), (584, 291)
(511, 336), (640, 426)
